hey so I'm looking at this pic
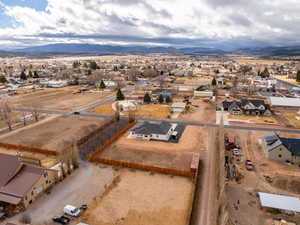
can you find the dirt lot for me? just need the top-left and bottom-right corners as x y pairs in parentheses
(179, 99), (216, 123)
(226, 129), (300, 225)
(7, 86), (109, 111)
(0, 115), (108, 151)
(81, 169), (194, 225)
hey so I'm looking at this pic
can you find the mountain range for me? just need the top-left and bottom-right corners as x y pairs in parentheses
(1, 43), (300, 57)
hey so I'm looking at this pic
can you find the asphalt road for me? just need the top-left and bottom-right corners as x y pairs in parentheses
(6, 85), (300, 134)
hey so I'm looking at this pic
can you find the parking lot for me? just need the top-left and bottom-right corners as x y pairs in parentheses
(2, 162), (116, 225)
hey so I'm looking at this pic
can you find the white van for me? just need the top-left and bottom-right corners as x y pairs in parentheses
(64, 205), (81, 217)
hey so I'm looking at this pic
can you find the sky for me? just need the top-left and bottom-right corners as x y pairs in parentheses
(0, 0), (299, 49)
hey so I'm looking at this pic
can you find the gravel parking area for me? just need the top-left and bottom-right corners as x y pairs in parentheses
(2, 163), (116, 225)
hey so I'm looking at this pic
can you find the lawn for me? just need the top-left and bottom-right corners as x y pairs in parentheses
(274, 75), (300, 86)
(90, 103), (115, 115)
(90, 103), (171, 118)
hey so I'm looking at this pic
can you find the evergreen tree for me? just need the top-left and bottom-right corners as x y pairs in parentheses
(166, 96), (172, 103)
(143, 92), (151, 103)
(116, 88), (125, 101)
(89, 61), (98, 70)
(99, 80), (106, 89)
(0, 75), (7, 83)
(158, 94), (164, 103)
(296, 70), (300, 82)
(33, 71), (39, 78)
(211, 77), (217, 86)
(20, 71), (27, 80)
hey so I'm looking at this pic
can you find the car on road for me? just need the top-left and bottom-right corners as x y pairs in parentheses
(232, 148), (241, 156)
(245, 160), (254, 171)
(52, 216), (71, 225)
(73, 111), (80, 115)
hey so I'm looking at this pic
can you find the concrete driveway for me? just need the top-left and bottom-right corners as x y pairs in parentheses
(2, 162), (115, 225)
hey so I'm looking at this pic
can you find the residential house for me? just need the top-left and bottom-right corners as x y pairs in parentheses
(261, 132), (300, 164)
(222, 99), (271, 116)
(171, 102), (186, 113)
(129, 121), (178, 141)
(0, 153), (57, 210)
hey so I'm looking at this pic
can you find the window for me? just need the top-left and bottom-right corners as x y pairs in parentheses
(278, 154), (282, 158)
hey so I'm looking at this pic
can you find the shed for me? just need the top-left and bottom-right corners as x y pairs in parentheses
(258, 192), (300, 213)
(171, 102), (186, 113)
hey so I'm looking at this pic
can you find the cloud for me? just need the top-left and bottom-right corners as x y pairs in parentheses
(0, 0), (299, 48)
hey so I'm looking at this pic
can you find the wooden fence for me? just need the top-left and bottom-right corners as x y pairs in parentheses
(93, 157), (195, 177)
(88, 120), (137, 161)
(0, 142), (58, 156)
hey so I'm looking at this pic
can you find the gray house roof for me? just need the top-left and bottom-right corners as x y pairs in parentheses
(131, 121), (173, 135)
(263, 132), (300, 156)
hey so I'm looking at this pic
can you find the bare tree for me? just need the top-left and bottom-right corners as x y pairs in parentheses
(0, 101), (12, 131)
(21, 111), (27, 126)
(127, 68), (139, 81)
(31, 103), (40, 122)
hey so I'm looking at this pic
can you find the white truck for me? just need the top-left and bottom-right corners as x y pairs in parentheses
(63, 205), (81, 217)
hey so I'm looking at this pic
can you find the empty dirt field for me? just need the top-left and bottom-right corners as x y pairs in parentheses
(0, 115), (108, 151)
(7, 86), (109, 111)
(180, 99), (216, 123)
(99, 147), (193, 171)
(81, 169), (194, 225)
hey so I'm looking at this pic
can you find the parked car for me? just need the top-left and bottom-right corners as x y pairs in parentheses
(52, 216), (71, 225)
(64, 205), (81, 217)
(232, 149), (241, 156)
(245, 160), (254, 171)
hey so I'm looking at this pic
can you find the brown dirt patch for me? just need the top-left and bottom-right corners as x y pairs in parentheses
(7, 86), (109, 111)
(0, 115), (107, 151)
(81, 169), (194, 225)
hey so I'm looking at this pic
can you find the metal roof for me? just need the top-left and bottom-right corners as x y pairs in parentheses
(269, 97), (300, 107)
(259, 192), (300, 212)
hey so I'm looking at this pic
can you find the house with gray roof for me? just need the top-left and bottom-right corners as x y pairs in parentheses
(129, 121), (178, 141)
(223, 99), (271, 116)
(261, 132), (300, 164)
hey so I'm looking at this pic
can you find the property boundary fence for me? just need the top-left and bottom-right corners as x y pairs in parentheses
(0, 142), (58, 155)
(77, 119), (114, 146)
(92, 157), (195, 177)
(88, 120), (137, 161)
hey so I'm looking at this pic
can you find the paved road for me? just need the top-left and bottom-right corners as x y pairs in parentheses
(7, 108), (300, 134)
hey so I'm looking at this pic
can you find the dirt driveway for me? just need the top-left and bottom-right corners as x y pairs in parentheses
(2, 163), (116, 225)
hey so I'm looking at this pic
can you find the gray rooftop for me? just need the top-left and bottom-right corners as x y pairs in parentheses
(259, 192), (300, 212)
(131, 121), (173, 135)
